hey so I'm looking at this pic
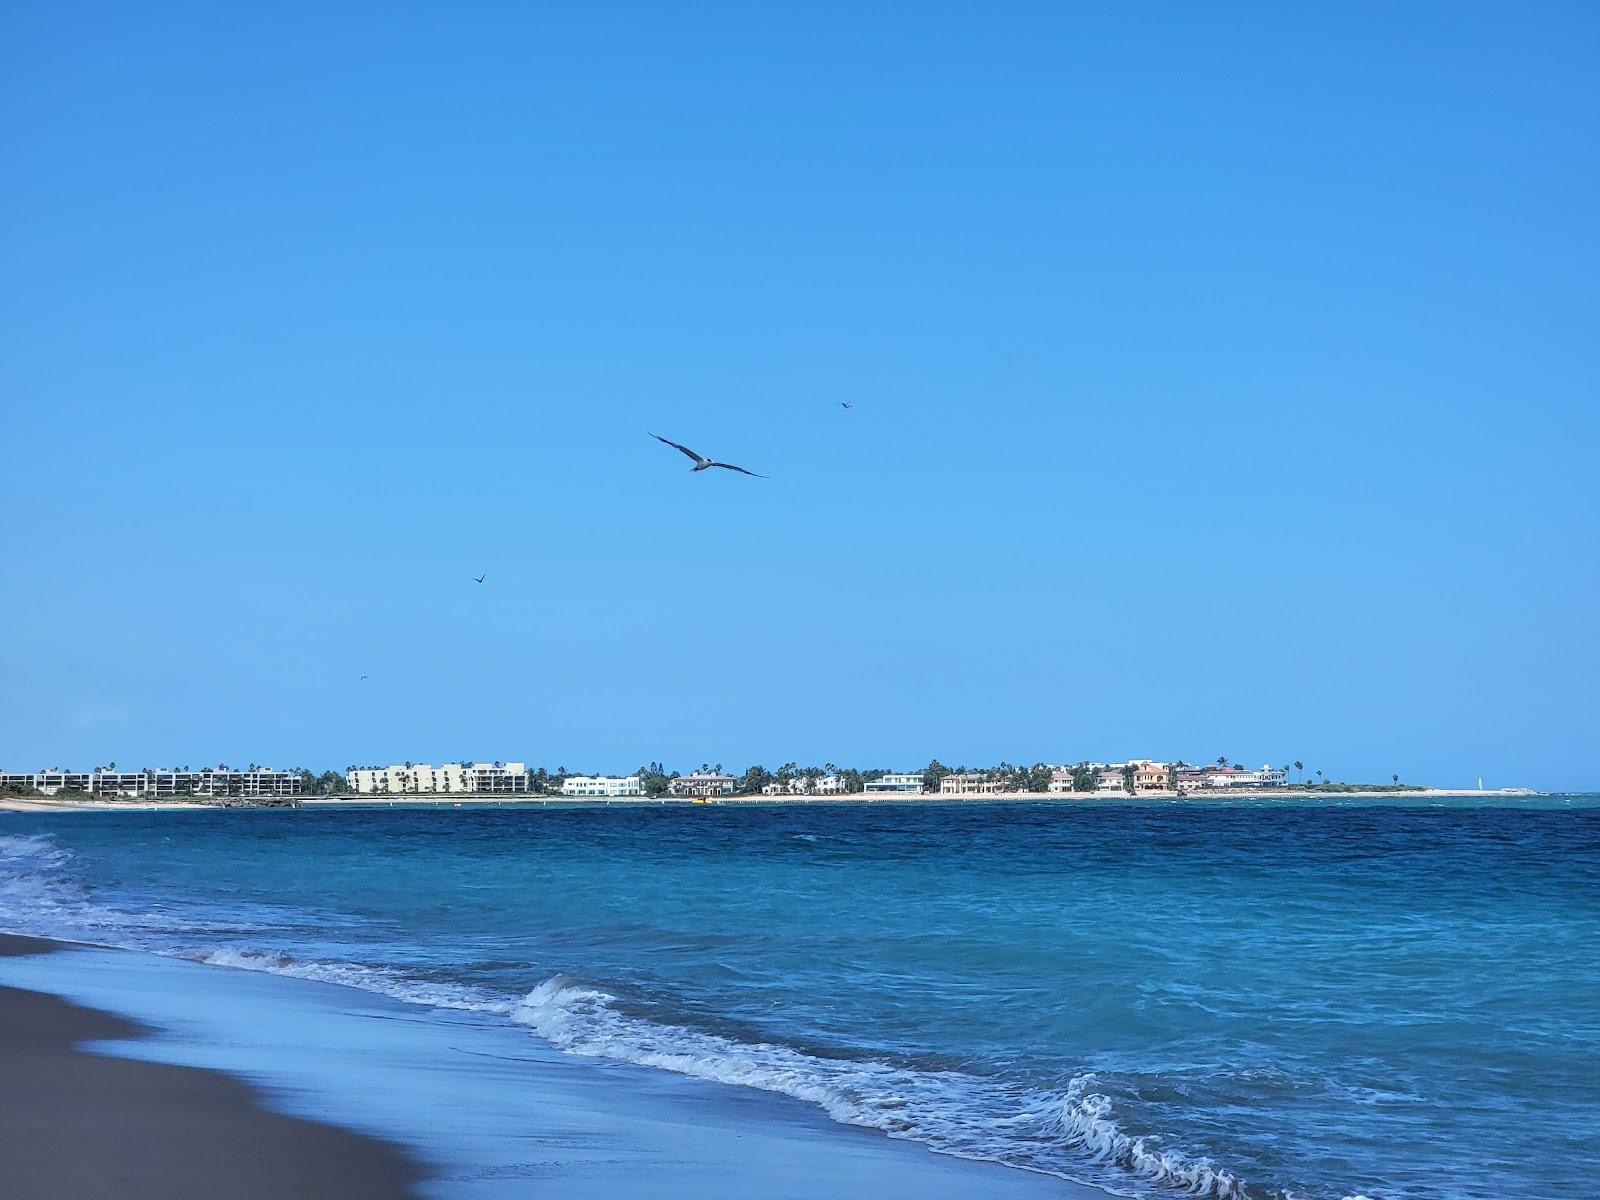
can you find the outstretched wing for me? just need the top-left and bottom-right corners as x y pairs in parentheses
(709, 461), (767, 478)
(649, 432), (704, 463)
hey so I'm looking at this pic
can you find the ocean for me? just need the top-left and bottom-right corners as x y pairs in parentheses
(2, 797), (1596, 1200)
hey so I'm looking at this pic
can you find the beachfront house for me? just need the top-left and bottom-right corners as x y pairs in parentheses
(863, 773), (925, 795)
(1095, 764), (1130, 792)
(1131, 761), (1172, 791)
(669, 772), (738, 798)
(560, 775), (644, 798)
(938, 773), (1009, 796)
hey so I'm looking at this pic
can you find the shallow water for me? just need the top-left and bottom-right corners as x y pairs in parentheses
(3, 797), (1597, 1199)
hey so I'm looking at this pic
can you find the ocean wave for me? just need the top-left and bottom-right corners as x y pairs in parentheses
(0, 832), (73, 868)
(187, 947), (515, 1015)
(0, 832), (210, 937)
(1, 831), (1278, 1200)
(1061, 1074), (1250, 1199)
(510, 974), (1268, 1199)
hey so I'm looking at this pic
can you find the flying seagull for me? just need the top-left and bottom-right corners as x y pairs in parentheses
(473, 574), (486, 584)
(360, 675), (369, 681)
(840, 401), (853, 409)
(648, 432), (766, 477)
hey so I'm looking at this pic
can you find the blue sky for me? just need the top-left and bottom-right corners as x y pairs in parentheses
(3, 3), (1596, 788)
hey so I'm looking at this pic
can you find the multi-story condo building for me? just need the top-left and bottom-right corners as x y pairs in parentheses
(1048, 768), (1078, 793)
(560, 775), (644, 798)
(1, 767), (302, 798)
(347, 763), (528, 795)
(0, 770), (93, 795)
(863, 772), (925, 794)
(94, 771), (153, 796)
(668, 772), (737, 797)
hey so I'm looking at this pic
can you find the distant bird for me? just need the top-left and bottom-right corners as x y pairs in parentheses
(648, 432), (766, 477)
(360, 675), (369, 681)
(473, 574), (486, 584)
(840, 401), (853, 409)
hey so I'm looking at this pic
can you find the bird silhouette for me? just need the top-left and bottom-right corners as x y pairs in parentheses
(840, 401), (853, 409)
(648, 432), (766, 477)
(360, 675), (369, 681)
(473, 574), (486, 584)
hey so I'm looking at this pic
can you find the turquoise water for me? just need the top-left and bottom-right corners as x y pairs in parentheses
(2, 798), (1597, 1199)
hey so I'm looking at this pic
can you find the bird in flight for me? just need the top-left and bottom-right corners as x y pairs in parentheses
(840, 401), (853, 409)
(360, 675), (369, 681)
(473, 574), (486, 584)
(648, 433), (766, 477)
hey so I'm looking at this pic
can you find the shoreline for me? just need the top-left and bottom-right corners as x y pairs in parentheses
(0, 930), (1106, 1200)
(2, 786), (1546, 814)
(0, 933), (423, 1199)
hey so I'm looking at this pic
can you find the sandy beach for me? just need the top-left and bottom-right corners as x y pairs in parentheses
(0, 797), (217, 813)
(0, 934), (422, 1199)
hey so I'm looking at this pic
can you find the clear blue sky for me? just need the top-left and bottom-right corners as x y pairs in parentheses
(3, 3), (1596, 789)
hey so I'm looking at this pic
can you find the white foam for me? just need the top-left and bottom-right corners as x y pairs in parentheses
(510, 975), (1273, 1199)
(1061, 1074), (1251, 1199)
(188, 947), (515, 1015)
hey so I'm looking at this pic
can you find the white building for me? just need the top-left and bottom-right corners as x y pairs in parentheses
(1, 767), (302, 799)
(0, 770), (92, 795)
(1048, 768), (1077, 793)
(1095, 764), (1130, 792)
(761, 774), (849, 797)
(1175, 763), (1288, 790)
(347, 762), (527, 795)
(939, 773), (1009, 796)
(561, 775), (644, 798)
(864, 772), (925, 794)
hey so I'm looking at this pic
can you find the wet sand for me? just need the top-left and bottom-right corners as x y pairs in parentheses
(0, 934), (423, 1199)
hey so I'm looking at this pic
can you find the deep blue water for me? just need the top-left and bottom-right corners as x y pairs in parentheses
(3, 798), (1597, 1200)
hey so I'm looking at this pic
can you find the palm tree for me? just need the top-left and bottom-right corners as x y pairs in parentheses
(1392, 773), (1399, 787)
(1216, 755), (1228, 767)
(1294, 760), (1304, 784)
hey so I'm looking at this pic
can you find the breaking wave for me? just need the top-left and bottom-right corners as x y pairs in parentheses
(1061, 1074), (1249, 1198)
(510, 975), (1263, 1198)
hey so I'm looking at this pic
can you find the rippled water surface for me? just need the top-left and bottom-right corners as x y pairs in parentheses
(3, 798), (1597, 1199)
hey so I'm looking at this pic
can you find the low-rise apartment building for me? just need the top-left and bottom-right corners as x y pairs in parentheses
(560, 775), (644, 798)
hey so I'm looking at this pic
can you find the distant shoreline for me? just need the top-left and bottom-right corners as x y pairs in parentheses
(2, 787), (1552, 814)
